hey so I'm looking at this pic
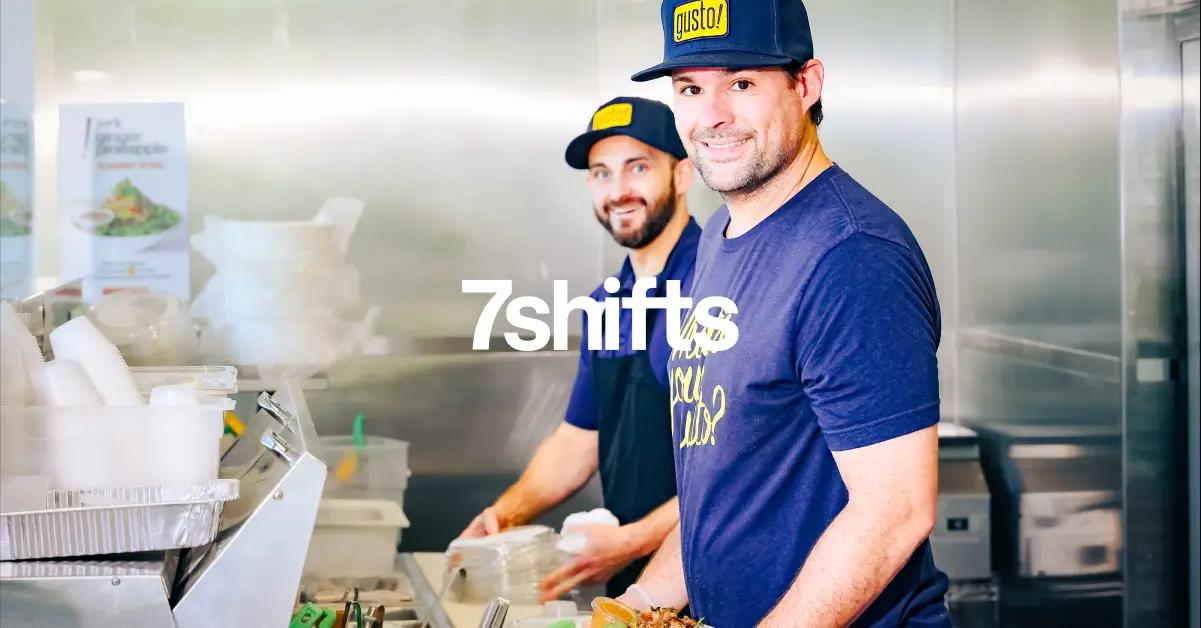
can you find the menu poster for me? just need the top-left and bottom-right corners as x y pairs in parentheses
(58, 103), (189, 302)
(0, 103), (34, 300)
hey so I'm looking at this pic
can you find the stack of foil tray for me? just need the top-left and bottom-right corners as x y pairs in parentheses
(0, 479), (239, 560)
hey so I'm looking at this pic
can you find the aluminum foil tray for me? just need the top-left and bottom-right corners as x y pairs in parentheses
(0, 558), (167, 578)
(44, 479), (239, 508)
(0, 479), (239, 561)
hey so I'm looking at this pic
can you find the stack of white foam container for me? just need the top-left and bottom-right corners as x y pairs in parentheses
(190, 197), (377, 380)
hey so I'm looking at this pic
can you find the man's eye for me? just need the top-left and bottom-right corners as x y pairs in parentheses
(732, 79), (752, 91)
(632, 164), (647, 174)
(592, 170), (609, 179)
(680, 85), (701, 96)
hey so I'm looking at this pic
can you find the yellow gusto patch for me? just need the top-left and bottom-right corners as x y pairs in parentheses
(673, 0), (728, 44)
(591, 103), (634, 131)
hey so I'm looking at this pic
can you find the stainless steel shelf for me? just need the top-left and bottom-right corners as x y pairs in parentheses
(957, 328), (1122, 383)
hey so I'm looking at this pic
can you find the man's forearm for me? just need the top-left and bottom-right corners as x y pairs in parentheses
(759, 501), (932, 626)
(625, 524), (689, 610)
(628, 497), (680, 558)
(491, 478), (556, 529)
(493, 425), (597, 527)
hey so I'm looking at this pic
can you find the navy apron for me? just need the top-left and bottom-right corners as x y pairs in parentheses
(591, 306), (678, 598)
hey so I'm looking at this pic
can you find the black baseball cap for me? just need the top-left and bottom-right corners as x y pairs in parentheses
(632, 0), (814, 82)
(564, 96), (688, 169)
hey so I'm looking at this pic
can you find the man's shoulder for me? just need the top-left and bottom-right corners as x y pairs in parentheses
(821, 166), (923, 255)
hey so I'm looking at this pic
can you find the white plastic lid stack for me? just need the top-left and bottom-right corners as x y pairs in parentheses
(1, 302), (45, 405)
(48, 316), (142, 406)
(32, 359), (102, 406)
(190, 197), (364, 268)
(0, 302), (44, 369)
(190, 263), (362, 320)
(188, 198), (375, 380)
(0, 335), (31, 406)
(312, 197), (365, 254)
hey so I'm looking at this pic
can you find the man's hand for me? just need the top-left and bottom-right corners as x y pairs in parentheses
(458, 506), (503, 540)
(538, 524), (647, 602)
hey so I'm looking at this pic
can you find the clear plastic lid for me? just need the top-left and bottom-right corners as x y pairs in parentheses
(129, 365), (238, 396)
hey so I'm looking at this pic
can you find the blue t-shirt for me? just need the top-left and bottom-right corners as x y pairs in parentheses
(668, 165), (949, 626)
(564, 218), (701, 430)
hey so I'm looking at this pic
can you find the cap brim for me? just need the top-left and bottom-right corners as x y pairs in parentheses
(631, 51), (795, 82)
(565, 129), (625, 169)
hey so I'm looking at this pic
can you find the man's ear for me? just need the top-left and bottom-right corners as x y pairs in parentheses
(674, 158), (695, 195)
(799, 59), (825, 109)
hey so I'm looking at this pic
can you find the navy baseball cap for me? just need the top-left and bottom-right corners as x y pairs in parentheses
(632, 0), (814, 82)
(565, 96), (688, 169)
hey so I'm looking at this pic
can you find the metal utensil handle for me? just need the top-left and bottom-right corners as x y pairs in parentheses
(419, 567), (462, 628)
(257, 391), (295, 427)
(478, 597), (510, 628)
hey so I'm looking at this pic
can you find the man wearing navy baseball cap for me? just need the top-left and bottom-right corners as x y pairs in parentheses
(459, 97), (703, 603)
(619, 1), (951, 626)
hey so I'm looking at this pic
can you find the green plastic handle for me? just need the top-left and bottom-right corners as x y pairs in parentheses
(352, 412), (365, 447)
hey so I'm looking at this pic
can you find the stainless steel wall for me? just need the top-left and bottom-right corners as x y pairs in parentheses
(953, 0), (1196, 624)
(1184, 31), (1200, 628)
(1118, 3), (1197, 625)
(951, 0), (1126, 624)
(953, 0), (1123, 428)
(32, 0), (958, 550)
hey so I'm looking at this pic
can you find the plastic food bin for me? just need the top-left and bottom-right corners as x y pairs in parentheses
(317, 435), (410, 512)
(0, 405), (225, 493)
(303, 498), (409, 577)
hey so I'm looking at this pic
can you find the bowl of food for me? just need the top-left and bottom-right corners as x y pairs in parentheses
(73, 178), (183, 257)
(591, 598), (637, 627)
(0, 180), (32, 237)
(72, 207), (115, 231)
(591, 599), (707, 628)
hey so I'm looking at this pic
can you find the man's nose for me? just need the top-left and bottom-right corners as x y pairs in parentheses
(615, 173), (638, 200)
(695, 90), (734, 132)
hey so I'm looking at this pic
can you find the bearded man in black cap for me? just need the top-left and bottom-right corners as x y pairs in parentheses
(459, 97), (703, 603)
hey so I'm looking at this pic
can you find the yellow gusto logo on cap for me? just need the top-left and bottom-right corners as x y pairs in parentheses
(673, 0), (728, 44)
(591, 103), (633, 131)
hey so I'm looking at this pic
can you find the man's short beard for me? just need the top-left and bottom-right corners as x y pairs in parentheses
(691, 139), (792, 198)
(596, 180), (677, 249)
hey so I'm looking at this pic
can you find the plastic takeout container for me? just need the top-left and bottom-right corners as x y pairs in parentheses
(512, 601), (589, 626)
(129, 365), (238, 397)
(84, 290), (198, 366)
(48, 316), (141, 406)
(318, 435), (410, 512)
(0, 405), (224, 491)
(303, 498), (409, 577)
(445, 525), (561, 604)
(34, 359), (102, 406)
